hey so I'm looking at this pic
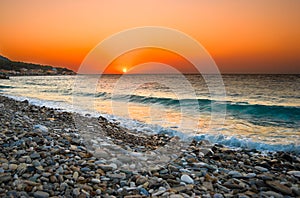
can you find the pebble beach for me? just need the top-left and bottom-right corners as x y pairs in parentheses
(0, 95), (299, 198)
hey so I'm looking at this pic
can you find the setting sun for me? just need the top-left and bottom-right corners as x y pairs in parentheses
(122, 68), (127, 73)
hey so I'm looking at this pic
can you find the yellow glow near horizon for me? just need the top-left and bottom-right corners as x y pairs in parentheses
(122, 68), (127, 73)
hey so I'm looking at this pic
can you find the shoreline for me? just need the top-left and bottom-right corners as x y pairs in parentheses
(0, 95), (299, 197)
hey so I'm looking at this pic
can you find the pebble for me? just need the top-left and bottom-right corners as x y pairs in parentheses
(96, 189), (102, 195)
(73, 171), (79, 180)
(136, 176), (148, 185)
(30, 152), (41, 159)
(49, 175), (57, 183)
(213, 193), (224, 198)
(98, 164), (113, 171)
(73, 188), (81, 196)
(0, 174), (12, 183)
(287, 171), (300, 178)
(180, 174), (194, 184)
(33, 125), (49, 134)
(261, 191), (284, 198)
(140, 188), (149, 196)
(266, 180), (292, 195)
(228, 171), (242, 177)
(91, 178), (101, 184)
(9, 164), (18, 170)
(254, 166), (268, 172)
(33, 191), (49, 198)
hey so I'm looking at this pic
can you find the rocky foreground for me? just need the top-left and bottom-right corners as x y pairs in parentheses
(0, 95), (299, 198)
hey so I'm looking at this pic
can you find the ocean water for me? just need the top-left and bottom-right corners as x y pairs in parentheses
(0, 74), (299, 152)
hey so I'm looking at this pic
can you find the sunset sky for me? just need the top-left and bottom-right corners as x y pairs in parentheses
(0, 0), (300, 74)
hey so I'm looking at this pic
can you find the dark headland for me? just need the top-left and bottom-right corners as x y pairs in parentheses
(0, 55), (76, 78)
(0, 95), (299, 197)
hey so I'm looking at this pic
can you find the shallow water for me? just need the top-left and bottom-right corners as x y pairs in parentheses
(0, 74), (299, 152)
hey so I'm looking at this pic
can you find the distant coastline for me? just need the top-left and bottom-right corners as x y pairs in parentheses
(0, 55), (76, 78)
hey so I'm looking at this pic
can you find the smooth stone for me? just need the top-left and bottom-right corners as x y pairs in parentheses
(33, 191), (49, 198)
(91, 178), (101, 184)
(194, 162), (217, 171)
(73, 171), (79, 180)
(291, 186), (300, 196)
(95, 160), (106, 164)
(30, 152), (40, 159)
(9, 164), (18, 170)
(82, 184), (93, 191)
(287, 171), (300, 178)
(60, 182), (68, 191)
(130, 181), (136, 187)
(81, 167), (91, 172)
(49, 175), (57, 183)
(109, 163), (117, 170)
(139, 188), (149, 196)
(36, 166), (44, 171)
(246, 173), (256, 178)
(203, 181), (214, 191)
(254, 166), (268, 172)
(2, 163), (9, 170)
(107, 173), (126, 180)
(0, 173), (12, 183)
(136, 176), (148, 185)
(158, 187), (167, 191)
(32, 161), (41, 167)
(215, 184), (230, 193)
(202, 194), (212, 198)
(261, 191), (284, 198)
(168, 165), (179, 172)
(98, 164), (113, 171)
(223, 182), (243, 189)
(42, 172), (51, 177)
(152, 190), (166, 196)
(73, 188), (81, 196)
(213, 193), (224, 198)
(159, 169), (168, 174)
(96, 189), (102, 195)
(266, 181), (292, 195)
(180, 174), (194, 184)
(0, 158), (8, 163)
(228, 171), (242, 177)
(33, 125), (49, 133)
(94, 149), (110, 158)
(70, 145), (77, 151)
(101, 177), (110, 181)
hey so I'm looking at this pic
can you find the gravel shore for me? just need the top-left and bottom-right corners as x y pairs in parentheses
(0, 95), (299, 198)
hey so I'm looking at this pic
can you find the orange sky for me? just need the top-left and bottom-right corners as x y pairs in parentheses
(0, 0), (300, 73)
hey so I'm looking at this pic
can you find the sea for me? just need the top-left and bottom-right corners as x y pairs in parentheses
(0, 74), (299, 153)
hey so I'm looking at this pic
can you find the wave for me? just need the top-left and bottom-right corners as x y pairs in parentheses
(193, 134), (300, 154)
(10, 88), (299, 128)
(2, 94), (299, 153)
(0, 85), (14, 89)
(89, 92), (300, 128)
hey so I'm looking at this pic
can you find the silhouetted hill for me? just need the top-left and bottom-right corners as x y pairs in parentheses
(0, 55), (76, 76)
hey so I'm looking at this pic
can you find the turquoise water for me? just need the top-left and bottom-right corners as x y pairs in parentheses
(0, 74), (299, 152)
